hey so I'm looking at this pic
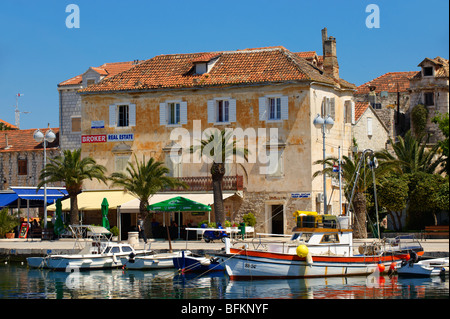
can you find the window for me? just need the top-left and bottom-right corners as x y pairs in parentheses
(259, 95), (288, 121)
(18, 159), (27, 176)
(165, 152), (182, 177)
(423, 67), (433, 77)
(321, 97), (335, 119)
(320, 233), (339, 243)
(115, 155), (130, 172)
(344, 100), (354, 124)
(71, 117), (81, 133)
(122, 246), (133, 253)
(86, 79), (96, 86)
(168, 102), (181, 125)
(207, 98), (236, 124)
(371, 103), (382, 109)
(268, 97), (281, 120)
(159, 101), (187, 126)
(117, 105), (129, 127)
(266, 149), (284, 177)
(109, 103), (136, 127)
(216, 100), (229, 123)
(424, 92), (434, 106)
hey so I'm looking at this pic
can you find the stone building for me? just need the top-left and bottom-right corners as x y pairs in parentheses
(352, 102), (389, 152)
(58, 61), (139, 151)
(0, 128), (60, 190)
(409, 57), (449, 144)
(355, 71), (417, 139)
(77, 29), (356, 235)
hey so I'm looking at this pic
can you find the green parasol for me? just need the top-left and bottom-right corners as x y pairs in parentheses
(53, 199), (64, 236)
(147, 196), (211, 212)
(101, 198), (110, 230)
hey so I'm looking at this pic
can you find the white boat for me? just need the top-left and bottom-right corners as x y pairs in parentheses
(222, 213), (423, 280)
(397, 257), (449, 277)
(122, 250), (192, 269)
(27, 225), (151, 272)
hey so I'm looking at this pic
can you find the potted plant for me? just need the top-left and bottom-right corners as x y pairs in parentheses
(224, 220), (232, 228)
(0, 208), (19, 239)
(110, 226), (119, 241)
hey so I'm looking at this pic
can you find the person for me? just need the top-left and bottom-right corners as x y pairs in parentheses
(137, 217), (147, 244)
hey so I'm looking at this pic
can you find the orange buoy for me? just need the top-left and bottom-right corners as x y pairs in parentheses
(389, 262), (397, 270)
(377, 262), (385, 273)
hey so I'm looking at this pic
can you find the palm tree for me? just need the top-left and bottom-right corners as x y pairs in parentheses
(375, 130), (444, 174)
(190, 129), (248, 224)
(313, 151), (379, 238)
(109, 155), (187, 221)
(37, 149), (107, 225)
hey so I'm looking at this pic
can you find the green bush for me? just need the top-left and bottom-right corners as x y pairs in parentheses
(243, 212), (256, 227)
(0, 208), (19, 238)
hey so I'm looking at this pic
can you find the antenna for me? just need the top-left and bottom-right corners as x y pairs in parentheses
(14, 93), (30, 129)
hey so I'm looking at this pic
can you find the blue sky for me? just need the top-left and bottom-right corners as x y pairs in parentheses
(0, 0), (448, 130)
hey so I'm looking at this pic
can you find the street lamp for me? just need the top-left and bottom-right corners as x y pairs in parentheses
(313, 114), (334, 215)
(33, 128), (56, 229)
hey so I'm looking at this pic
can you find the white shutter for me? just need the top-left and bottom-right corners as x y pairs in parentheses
(109, 104), (116, 127)
(330, 98), (335, 120)
(351, 101), (355, 125)
(259, 97), (267, 121)
(159, 102), (166, 126)
(180, 101), (188, 124)
(129, 104), (136, 126)
(229, 99), (236, 122)
(280, 95), (289, 120)
(367, 117), (373, 136)
(207, 100), (215, 123)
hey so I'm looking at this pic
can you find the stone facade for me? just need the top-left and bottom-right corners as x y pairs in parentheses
(77, 37), (356, 235)
(353, 102), (389, 152)
(409, 57), (449, 144)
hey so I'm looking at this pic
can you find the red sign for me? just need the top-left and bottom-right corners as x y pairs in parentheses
(81, 135), (107, 143)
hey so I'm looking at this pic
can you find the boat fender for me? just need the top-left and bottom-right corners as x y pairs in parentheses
(306, 253), (314, 265)
(112, 254), (118, 264)
(388, 262), (397, 276)
(128, 252), (136, 263)
(296, 245), (309, 258)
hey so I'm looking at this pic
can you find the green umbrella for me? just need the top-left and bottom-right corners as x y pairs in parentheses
(101, 198), (110, 230)
(147, 196), (211, 212)
(53, 199), (64, 236)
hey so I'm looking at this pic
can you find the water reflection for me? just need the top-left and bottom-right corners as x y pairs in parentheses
(1, 264), (448, 299)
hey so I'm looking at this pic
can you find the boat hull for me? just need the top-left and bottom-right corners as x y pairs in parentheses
(173, 254), (225, 273)
(397, 258), (449, 277)
(224, 248), (403, 280)
(123, 251), (189, 270)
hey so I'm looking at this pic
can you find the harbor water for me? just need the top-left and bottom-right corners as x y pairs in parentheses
(0, 262), (448, 300)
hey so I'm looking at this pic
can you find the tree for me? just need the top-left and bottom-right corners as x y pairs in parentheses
(109, 156), (187, 222)
(375, 130), (444, 175)
(377, 174), (409, 231)
(37, 149), (107, 225)
(190, 129), (248, 224)
(432, 112), (449, 175)
(313, 151), (378, 238)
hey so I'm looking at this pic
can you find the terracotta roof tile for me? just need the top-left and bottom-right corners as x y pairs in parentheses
(355, 101), (370, 121)
(79, 47), (355, 94)
(0, 119), (18, 130)
(58, 61), (137, 86)
(356, 71), (418, 94)
(412, 56), (449, 80)
(0, 128), (59, 153)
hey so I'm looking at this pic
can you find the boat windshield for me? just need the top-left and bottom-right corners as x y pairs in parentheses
(291, 232), (313, 243)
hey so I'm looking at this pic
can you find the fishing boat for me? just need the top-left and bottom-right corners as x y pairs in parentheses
(173, 251), (225, 273)
(222, 213), (422, 280)
(122, 250), (192, 269)
(397, 257), (449, 277)
(27, 225), (151, 271)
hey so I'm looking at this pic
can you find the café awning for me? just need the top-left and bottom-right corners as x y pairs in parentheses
(47, 189), (135, 211)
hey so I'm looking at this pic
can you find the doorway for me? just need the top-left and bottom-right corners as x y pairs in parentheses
(271, 204), (284, 234)
(120, 213), (132, 240)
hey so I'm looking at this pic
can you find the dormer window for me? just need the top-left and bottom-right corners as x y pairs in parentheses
(423, 66), (433, 77)
(86, 79), (96, 86)
(192, 53), (221, 75)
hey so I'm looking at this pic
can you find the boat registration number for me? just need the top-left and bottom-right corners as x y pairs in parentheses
(244, 263), (256, 269)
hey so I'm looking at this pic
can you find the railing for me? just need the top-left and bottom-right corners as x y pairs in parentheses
(163, 175), (244, 192)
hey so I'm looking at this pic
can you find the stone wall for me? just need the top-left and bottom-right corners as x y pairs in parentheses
(59, 87), (82, 150)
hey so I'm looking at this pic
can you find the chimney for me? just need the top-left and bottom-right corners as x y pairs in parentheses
(321, 28), (339, 80)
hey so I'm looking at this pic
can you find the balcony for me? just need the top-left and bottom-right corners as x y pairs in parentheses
(164, 175), (244, 192)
